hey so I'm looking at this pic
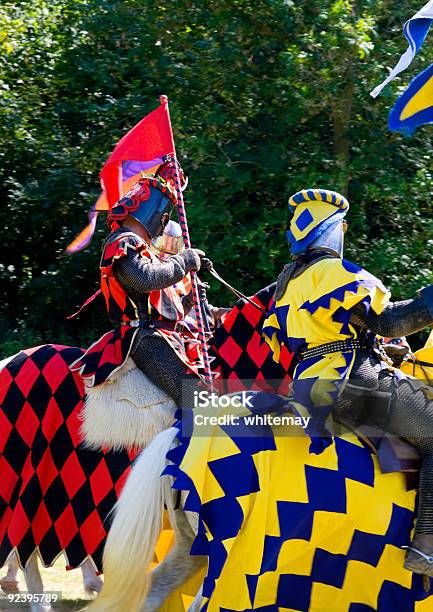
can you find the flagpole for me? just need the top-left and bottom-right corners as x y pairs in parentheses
(160, 96), (214, 388)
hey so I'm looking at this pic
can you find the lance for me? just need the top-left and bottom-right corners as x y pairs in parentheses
(160, 95), (214, 387)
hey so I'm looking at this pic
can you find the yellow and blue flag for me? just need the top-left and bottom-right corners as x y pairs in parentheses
(389, 62), (433, 135)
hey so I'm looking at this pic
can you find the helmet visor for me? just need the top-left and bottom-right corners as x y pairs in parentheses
(129, 188), (175, 238)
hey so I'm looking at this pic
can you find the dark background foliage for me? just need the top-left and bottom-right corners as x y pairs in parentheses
(1, 0), (432, 355)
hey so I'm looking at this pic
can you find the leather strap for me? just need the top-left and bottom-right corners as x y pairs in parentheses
(299, 338), (372, 360)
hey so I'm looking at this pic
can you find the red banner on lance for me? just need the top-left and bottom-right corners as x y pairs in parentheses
(66, 97), (175, 253)
(100, 96), (175, 206)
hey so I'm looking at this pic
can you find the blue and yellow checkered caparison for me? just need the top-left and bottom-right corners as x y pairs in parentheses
(287, 189), (349, 255)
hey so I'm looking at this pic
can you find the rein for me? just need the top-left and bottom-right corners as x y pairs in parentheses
(204, 263), (266, 314)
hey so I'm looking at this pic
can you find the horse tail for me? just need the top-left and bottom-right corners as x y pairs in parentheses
(87, 426), (178, 612)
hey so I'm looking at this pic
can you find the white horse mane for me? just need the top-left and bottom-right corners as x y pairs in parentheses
(81, 357), (177, 452)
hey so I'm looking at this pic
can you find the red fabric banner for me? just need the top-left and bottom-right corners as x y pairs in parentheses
(66, 97), (175, 252)
(100, 98), (175, 206)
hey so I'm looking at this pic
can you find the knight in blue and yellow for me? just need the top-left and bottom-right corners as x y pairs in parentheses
(262, 188), (433, 577)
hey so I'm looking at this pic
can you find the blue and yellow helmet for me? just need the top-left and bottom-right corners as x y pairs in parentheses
(287, 188), (349, 255)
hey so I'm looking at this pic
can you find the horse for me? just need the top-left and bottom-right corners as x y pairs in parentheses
(85, 344), (433, 611)
(87, 395), (433, 612)
(0, 345), (179, 611)
(0, 348), (106, 602)
(0, 285), (282, 610)
(4, 285), (432, 611)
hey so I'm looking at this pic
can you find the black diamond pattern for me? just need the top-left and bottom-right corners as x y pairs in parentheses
(0, 345), (135, 570)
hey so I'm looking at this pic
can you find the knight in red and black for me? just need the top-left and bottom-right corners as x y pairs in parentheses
(71, 162), (205, 406)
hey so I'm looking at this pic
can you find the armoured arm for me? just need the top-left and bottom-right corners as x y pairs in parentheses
(113, 248), (201, 294)
(350, 286), (433, 337)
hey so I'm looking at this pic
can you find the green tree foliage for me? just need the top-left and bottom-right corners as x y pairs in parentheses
(0, 0), (432, 354)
